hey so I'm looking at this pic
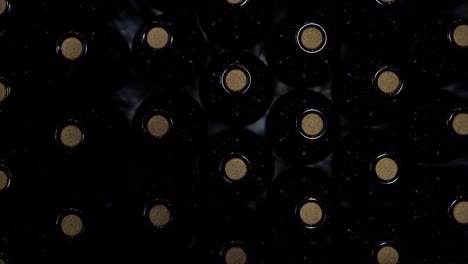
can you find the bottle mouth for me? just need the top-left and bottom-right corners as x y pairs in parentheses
(372, 154), (400, 184)
(144, 199), (175, 229)
(449, 197), (468, 226)
(56, 32), (87, 62)
(144, 23), (173, 50)
(145, 111), (173, 139)
(222, 65), (251, 94)
(296, 23), (327, 54)
(449, 21), (468, 48)
(220, 241), (248, 264)
(0, 78), (11, 104)
(222, 153), (250, 183)
(297, 109), (327, 140)
(57, 209), (87, 240)
(373, 241), (400, 264)
(56, 120), (86, 150)
(373, 66), (403, 96)
(376, 0), (397, 5)
(0, 166), (11, 192)
(295, 198), (326, 229)
(449, 109), (468, 137)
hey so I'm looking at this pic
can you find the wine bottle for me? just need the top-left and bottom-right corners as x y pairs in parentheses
(337, 0), (410, 47)
(199, 128), (274, 206)
(265, 15), (339, 88)
(332, 129), (406, 205)
(132, 14), (208, 85)
(0, 0), (52, 31)
(266, 168), (340, 263)
(30, 21), (130, 99)
(407, 15), (468, 87)
(265, 89), (341, 164)
(191, 206), (272, 263)
(405, 165), (468, 263)
(331, 47), (409, 125)
(199, 52), (274, 126)
(338, 207), (405, 264)
(48, 0), (128, 22)
(133, 92), (207, 163)
(401, 90), (468, 164)
(198, 0), (274, 49)
(114, 165), (197, 263)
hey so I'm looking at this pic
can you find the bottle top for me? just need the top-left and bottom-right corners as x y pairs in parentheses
(224, 246), (248, 264)
(451, 112), (468, 136)
(374, 157), (399, 182)
(298, 200), (324, 227)
(60, 212), (85, 238)
(146, 114), (171, 138)
(224, 156), (248, 181)
(59, 124), (84, 149)
(300, 111), (325, 138)
(60, 37), (85, 61)
(452, 23), (468, 48)
(146, 26), (170, 49)
(376, 245), (399, 264)
(223, 67), (250, 93)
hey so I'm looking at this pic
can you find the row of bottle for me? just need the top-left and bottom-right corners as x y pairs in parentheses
(1, 1), (467, 109)
(2, 158), (468, 263)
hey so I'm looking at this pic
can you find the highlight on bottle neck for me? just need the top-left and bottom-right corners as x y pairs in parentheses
(57, 33), (87, 62)
(372, 154), (400, 184)
(0, 166), (11, 192)
(57, 209), (87, 240)
(296, 198), (326, 228)
(221, 242), (248, 264)
(298, 110), (327, 139)
(225, 0), (248, 6)
(373, 67), (403, 96)
(145, 25), (172, 50)
(222, 66), (251, 94)
(223, 154), (249, 182)
(144, 199), (174, 229)
(296, 23), (327, 54)
(145, 112), (172, 139)
(450, 21), (468, 48)
(373, 241), (400, 264)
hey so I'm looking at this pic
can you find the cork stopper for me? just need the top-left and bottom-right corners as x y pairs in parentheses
(375, 157), (399, 182)
(224, 68), (249, 93)
(148, 204), (172, 228)
(299, 25), (325, 52)
(299, 201), (324, 227)
(0, 169), (9, 191)
(60, 37), (84, 61)
(59, 124), (84, 148)
(452, 200), (468, 225)
(300, 112), (325, 138)
(147, 114), (170, 138)
(0, 0), (7, 15)
(224, 157), (248, 181)
(224, 246), (247, 264)
(60, 213), (84, 238)
(451, 112), (468, 136)
(376, 70), (401, 95)
(147, 27), (170, 49)
(376, 245), (400, 264)
(452, 24), (468, 48)
(0, 258), (5, 264)
(0, 81), (8, 103)
(226, 0), (244, 4)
